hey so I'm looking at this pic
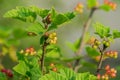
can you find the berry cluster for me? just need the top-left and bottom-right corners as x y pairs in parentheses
(104, 0), (117, 10)
(104, 51), (118, 59)
(20, 47), (36, 56)
(92, 39), (101, 49)
(48, 32), (57, 44)
(1, 68), (13, 78)
(102, 40), (110, 47)
(74, 3), (84, 14)
(97, 65), (117, 80)
(50, 63), (57, 72)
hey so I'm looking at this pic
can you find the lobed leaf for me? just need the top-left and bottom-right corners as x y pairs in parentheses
(94, 22), (111, 38)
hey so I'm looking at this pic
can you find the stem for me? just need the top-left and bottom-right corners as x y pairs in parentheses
(96, 52), (104, 74)
(41, 42), (46, 75)
(40, 19), (49, 75)
(73, 8), (97, 72)
(96, 46), (106, 75)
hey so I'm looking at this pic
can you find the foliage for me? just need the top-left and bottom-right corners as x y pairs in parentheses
(39, 68), (97, 80)
(0, 0), (119, 80)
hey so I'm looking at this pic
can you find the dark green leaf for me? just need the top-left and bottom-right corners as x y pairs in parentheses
(64, 12), (76, 20)
(39, 36), (45, 45)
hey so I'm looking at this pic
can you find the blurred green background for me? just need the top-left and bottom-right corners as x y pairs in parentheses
(0, 0), (120, 79)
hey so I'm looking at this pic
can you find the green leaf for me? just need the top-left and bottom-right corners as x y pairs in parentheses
(48, 23), (57, 31)
(28, 58), (41, 80)
(100, 4), (111, 11)
(30, 67), (41, 80)
(39, 68), (97, 80)
(13, 60), (29, 76)
(0, 72), (7, 80)
(75, 72), (97, 80)
(94, 22), (111, 38)
(49, 7), (57, 19)
(0, 26), (11, 38)
(39, 36), (45, 45)
(87, 0), (97, 8)
(4, 6), (37, 22)
(13, 28), (27, 39)
(27, 23), (45, 36)
(52, 14), (69, 25)
(66, 41), (77, 52)
(112, 30), (120, 39)
(39, 71), (67, 80)
(64, 12), (76, 20)
(86, 46), (100, 57)
(59, 68), (76, 79)
(46, 44), (61, 58)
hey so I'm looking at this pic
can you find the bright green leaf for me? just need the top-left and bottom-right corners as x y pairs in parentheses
(46, 44), (61, 58)
(13, 60), (29, 76)
(66, 41), (77, 52)
(0, 72), (7, 80)
(86, 46), (100, 57)
(87, 0), (97, 8)
(94, 22), (111, 38)
(27, 23), (45, 35)
(59, 68), (76, 79)
(75, 72), (97, 80)
(112, 30), (120, 39)
(4, 6), (37, 22)
(100, 4), (111, 11)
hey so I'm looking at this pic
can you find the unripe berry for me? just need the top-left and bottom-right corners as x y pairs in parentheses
(52, 32), (56, 36)
(105, 42), (110, 47)
(92, 45), (98, 49)
(20, 50), (24, 54)
(95, 40), (101, 45)
(102, 40), (106, 44)
(102, 75), (105, 79)
(50, 63), (55, 67)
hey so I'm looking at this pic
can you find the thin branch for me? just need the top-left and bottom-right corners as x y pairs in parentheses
(41, 42), (47, 75)
(96, 45), (106, 75)
(40, 18), (49, 75)
(73, 8), (97, 71)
